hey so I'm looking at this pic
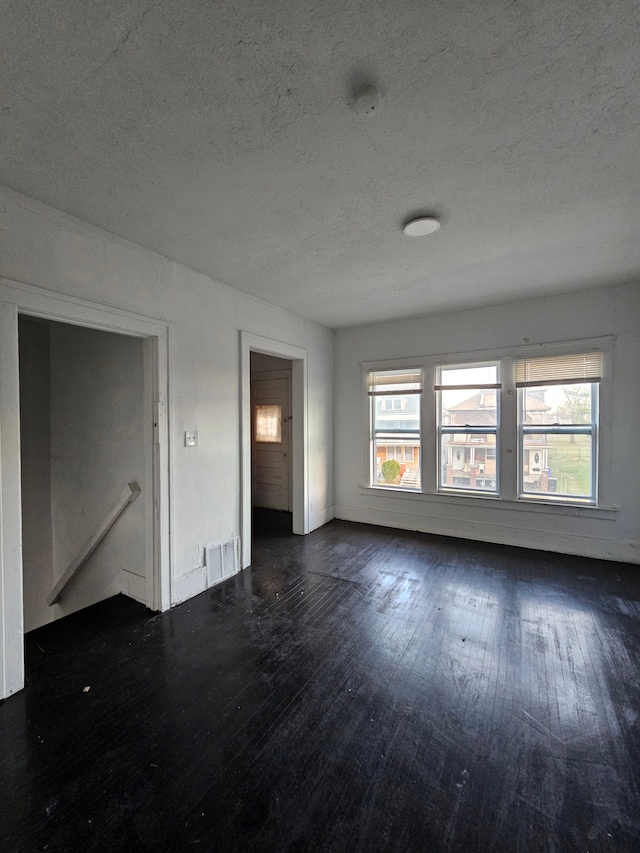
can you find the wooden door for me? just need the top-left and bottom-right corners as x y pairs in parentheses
(251, 377), (290, 511)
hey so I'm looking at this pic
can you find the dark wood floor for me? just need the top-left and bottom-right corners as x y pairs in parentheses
(2, 513), (640, 852)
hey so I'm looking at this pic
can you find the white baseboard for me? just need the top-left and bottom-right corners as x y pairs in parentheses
(334, 503), (639, 564)
(310, 505), (335, 531)
(119, 569), (147, 603)
(172, 566), (206, 605)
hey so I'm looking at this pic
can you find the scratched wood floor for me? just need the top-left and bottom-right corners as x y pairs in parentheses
(1, 513), (639, 852)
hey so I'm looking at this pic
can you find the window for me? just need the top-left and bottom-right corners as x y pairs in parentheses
(255, 405), (282, 443)
(517, 352), (601, 503)
(436, 363), (500, 493)
(368, 369), (421, 489)
(366, 343), (604, 506)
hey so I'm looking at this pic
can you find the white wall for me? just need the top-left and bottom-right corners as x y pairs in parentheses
(49, 322), (148, 619)
(334, 283), (640, 564)
(20, 320), (148, 630)
(0, 186), (334, 621)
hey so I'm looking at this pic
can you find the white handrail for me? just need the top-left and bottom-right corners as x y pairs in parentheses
(47, 482), (142, 606)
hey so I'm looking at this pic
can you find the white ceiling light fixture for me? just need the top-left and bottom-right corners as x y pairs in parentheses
(403, 216), (441, 237)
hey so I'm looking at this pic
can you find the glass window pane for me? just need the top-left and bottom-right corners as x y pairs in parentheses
(255, 405), (282, 443)
(440, 433), (497, 492)
(374, 435), (421, 488)
(440, 365), (499, 427)
(522, 433), (592, 498)
(523, 382), (592, 424)
(440, 365), (497, 386)
(442, 388), (499, 427)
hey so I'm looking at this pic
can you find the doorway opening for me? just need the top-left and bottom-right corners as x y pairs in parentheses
(240, 332), (309, 569)
(18, 316), (156, 634)
(250, 352), (293, 539)
(1, 290), (169, 700)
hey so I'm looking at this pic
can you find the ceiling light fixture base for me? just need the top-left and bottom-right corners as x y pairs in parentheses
(354, 85), (379, 116)
(403, 216), (441, 237)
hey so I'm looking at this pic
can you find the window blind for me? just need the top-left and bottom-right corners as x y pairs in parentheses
(515, 352), (602, 388)
(368, 369), (422, 396)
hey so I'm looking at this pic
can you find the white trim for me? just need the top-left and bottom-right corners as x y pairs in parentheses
(172, 566), (207, 606)
(240, 332), (309, 569)
(310, 505), (336, 530)
(0, 277), (168, 333)
(356, 485), (618, 518)
(0, 278), (172, 700)
(0, 302), (24, 699)
(499, 357), (517, 501)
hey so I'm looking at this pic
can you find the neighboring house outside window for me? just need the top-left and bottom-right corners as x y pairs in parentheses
(368, 369), (422, 489)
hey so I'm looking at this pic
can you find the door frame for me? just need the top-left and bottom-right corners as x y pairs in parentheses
(0, 277), (171, 700)
(240, 332), (309, 568)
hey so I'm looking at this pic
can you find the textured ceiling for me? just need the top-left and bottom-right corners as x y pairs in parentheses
(1, 0), (639, 328)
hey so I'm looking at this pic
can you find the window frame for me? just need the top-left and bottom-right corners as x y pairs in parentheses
(254, 403), (283, 444)
(363, 337), (612, 509)
(436, 360), (501, 496)
(517, 357), (601, 504)
(367, 366), (423, 491)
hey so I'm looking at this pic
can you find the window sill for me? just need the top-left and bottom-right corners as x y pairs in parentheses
(359, 485), (618, 519)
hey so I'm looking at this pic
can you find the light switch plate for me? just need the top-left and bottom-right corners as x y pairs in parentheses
(185, 430), (198, 447)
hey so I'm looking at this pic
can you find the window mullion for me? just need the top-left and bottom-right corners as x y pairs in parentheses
(421, 364), (436, 493)
(365, 371), (375, 486)
(592, 383), (599, 504)
(500, 358), (517, 500)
